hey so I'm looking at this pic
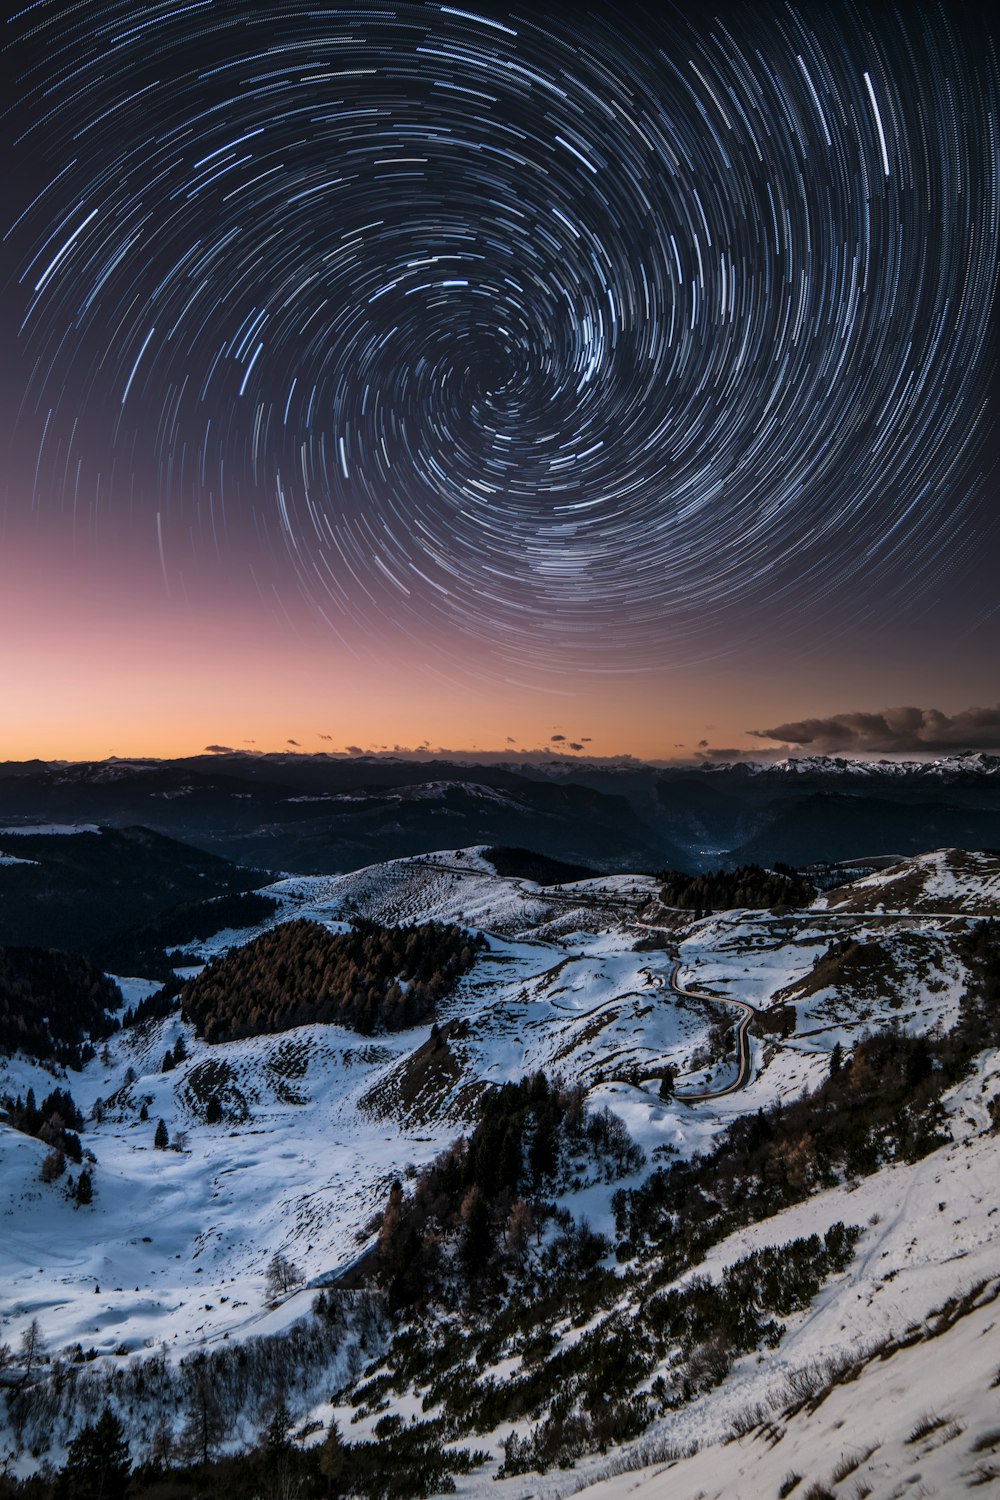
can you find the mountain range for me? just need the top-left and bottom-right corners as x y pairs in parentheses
(3, 751), (1000, 874)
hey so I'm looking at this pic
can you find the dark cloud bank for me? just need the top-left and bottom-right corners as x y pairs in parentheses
(751, 705), (1000, 755)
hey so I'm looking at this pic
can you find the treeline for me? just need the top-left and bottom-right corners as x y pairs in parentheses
(0, 1407), (486, 1500)
(0, 1296), (492, 1500)
(94, 890), (279, 981)
(498, 1225), (861, 1476)
(1, 1085), (84, 1162)
(377, 1071), (644, 1308)
(614, 1026), (945, 1273)
(182, 918), (487, 1043)
(122, 978), (183, 1030)
(656, 862), (814, 913)
(958, 916), (1000, 1054)
(0, 946), (121, 1068)
(484, 847), (595, 885)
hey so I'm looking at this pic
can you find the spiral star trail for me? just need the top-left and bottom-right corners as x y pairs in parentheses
(1, 1), (997, 726)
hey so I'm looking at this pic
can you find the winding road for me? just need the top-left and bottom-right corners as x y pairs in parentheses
(663, 961), (758, 1102)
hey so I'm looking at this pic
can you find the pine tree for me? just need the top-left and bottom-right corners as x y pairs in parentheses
(154, 1119), (169, 1150)
(318, 1418), (346, 1493)
(58, 1406), (130, 1499)
(460, 1186), (492, 1275)
(263, 1398), (293, 1457)
(75, 1169), (93, 1206)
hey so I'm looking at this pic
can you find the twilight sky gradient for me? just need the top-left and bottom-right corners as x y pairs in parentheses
(1, 1), (997, 762)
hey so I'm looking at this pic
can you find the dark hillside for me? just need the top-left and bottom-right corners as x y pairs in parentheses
(656, 862), (814, 911)
(0, 826), (270, 969)
(0, 946), (122, 1067)
(483, 847), (595, 884)
(182, 917), (486, 1042)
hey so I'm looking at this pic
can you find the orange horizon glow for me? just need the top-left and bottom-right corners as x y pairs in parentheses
(2, 525), (996, 765)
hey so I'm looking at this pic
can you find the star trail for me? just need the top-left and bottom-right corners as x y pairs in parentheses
(1, 1), (998, 704)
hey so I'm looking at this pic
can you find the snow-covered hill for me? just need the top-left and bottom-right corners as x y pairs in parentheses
(1, 845), (998, 1495)
(558, 1049), (1000, 1500)
(817, 846), (1000, 915)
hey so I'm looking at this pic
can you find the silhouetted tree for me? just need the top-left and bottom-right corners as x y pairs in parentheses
(57, 1406), (130, 1499)
(265, 1251), (303, 1300)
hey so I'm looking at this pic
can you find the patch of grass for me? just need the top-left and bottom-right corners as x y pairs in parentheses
(830, 1443), (879, 1481)
(777, 1475), (801, 1498)
(906, 1410), (951, 1444)
(970, 1429), (1000, 1454)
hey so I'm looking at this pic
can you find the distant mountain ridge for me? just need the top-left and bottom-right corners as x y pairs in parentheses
(2, 750), (999, 873)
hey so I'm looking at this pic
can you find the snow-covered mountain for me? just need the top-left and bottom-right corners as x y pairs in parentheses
(1, 845), (998, 1496)
(701, 750), (1000, 777)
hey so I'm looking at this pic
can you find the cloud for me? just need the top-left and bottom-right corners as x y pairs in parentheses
(319, 733), (332, 741)
(506, 737), (516, 744)
(287, 738), (301, 747)
(204, 744), (234, 754)
(551, 734), (566, 742)
(346, 745), (364, 756)
(749, 704), (1000, 755)
(568, 742), (584, 751)
(698, 739), (709, 748)
(581, 737), (592, 743)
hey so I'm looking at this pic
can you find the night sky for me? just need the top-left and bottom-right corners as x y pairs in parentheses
(1, 1), (997, 761)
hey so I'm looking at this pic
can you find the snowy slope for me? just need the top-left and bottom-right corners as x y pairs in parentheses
(0, 862), (703, 1374)
(1, 845), (997, 1491)
(555, 1055), (1000, 1500)
(818, 847), (1000, 915)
